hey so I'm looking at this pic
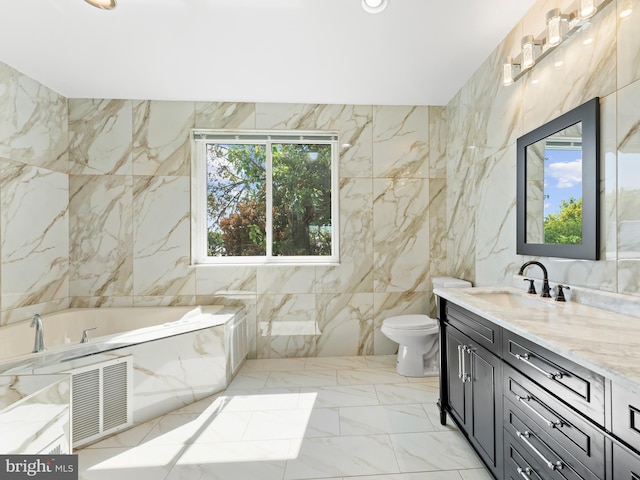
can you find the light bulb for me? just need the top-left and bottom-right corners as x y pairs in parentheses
(579, 0), (596, 19)
(546, 9), (564, 47)
(521, 35), (536, 69)
(503, 59), (520, 86)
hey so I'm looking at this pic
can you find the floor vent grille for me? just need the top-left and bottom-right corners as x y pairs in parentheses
(70, 356), (133, 448)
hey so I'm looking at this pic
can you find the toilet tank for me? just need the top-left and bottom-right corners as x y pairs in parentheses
(432, 277), (472, 289)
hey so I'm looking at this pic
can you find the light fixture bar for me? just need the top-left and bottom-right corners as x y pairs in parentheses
(503, 0), (612, 86)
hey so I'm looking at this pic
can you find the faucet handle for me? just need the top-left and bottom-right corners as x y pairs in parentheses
(555, 284), (570, 302)
(523, 278), (537, 294)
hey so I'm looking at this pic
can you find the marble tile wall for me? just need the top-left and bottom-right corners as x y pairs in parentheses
(65, 100), (446, 358)
(444, 0), (640, 300)
(0, 61), (69, 326)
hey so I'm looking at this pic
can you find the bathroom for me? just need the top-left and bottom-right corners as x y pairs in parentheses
(0, 0), (639, 478)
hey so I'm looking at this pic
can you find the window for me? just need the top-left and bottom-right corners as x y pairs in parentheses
(192, 130), (339, 264)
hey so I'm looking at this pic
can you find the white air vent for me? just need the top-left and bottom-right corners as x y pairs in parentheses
(69, 356), (133, 448)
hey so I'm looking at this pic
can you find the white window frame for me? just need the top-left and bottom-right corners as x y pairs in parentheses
(191, 129), (340, 265)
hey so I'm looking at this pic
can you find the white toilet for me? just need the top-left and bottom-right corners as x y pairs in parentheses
(381, 277), (472, 377)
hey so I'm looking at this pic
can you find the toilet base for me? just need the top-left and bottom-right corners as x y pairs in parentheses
(395, 345), (439, 377)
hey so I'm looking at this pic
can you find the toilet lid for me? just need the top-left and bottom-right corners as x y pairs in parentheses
(383, 314), (436, 330)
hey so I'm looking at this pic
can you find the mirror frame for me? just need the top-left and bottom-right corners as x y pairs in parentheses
(516, 97), (600, 260)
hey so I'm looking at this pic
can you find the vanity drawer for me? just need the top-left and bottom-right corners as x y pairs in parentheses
(612, 442), (640, 480)
(504, 431), (546, 480)
(503, 330), (605, 425)
(612, 383), (640, 453)
(504, 403), (600, 480)
(504, 364), (605, 477)
(445, 302), (501, 355)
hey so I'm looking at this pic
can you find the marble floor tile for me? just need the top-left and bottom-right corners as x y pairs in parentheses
(365, 354), (398, 369)
(165, 440), (290, 480)
(356, 472), (465, 480)
(242, 408), (340, 440)
(265, 370), (338, 388)
(339, 404), (435, 435)
(214, 388), (303, 412)
(76, 356), (490, 480)
(79, 444), (183, 480)
(140, 411), (253, 445)
(299, 384), (380, 408)
(337, 368), (409, 385)
(375, 382), (440, 405)
(82, 417), (161, 449)
(390, 431), (484, 472)
(224, 371), (270, 390)
(304, 356), (369, 370)
(283, 434), (400, 479)
(243, 358), (307, 372)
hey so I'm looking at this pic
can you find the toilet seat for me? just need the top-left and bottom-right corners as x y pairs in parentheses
(383, 314), (438, 332)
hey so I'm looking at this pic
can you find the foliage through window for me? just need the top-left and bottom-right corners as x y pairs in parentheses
(192, 131), (339, 264)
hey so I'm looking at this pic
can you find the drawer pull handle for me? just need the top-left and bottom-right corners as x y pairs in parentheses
(458, 344), (463, 379)
(517, 466), (533, 480)
(516, 430), (564, 471)
(515, 353), (563, 380)
(515, 394), (563, 429)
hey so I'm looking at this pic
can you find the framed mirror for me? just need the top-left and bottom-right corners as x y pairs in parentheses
(517, 97), (600, 260)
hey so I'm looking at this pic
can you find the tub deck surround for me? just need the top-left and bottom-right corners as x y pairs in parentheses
(0, 305), (246, 435)
(0, 374), (71, 454)
(0, 305), (237, 371)
(433, 286), (640, 395)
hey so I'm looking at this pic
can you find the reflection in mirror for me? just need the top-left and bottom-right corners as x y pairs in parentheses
(517, 97), (599, 260)
(526, 123), (583, 245)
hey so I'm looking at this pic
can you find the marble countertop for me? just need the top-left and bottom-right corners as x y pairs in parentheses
(433, 286), (640, 396)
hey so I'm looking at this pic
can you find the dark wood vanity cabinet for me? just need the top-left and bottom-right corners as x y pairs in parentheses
(437, 296), (640, 480)
(439, 301), (503, 480)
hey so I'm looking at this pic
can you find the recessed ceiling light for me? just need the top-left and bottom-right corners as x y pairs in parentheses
(362, 0), (388, 14)
(84, 0), (117, 10)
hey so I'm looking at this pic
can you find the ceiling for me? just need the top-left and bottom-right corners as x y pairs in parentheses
(0, 0), (537, 106)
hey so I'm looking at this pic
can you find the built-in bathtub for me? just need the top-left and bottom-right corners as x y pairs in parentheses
(0, 306), (247, 449)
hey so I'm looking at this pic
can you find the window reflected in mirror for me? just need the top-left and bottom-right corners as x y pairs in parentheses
(525, 122), (583, 245)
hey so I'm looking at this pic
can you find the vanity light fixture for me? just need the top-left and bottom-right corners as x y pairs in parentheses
(502, 0), (612, 87)
(84, 0), (117, 9)
(362, 0), (388, 14)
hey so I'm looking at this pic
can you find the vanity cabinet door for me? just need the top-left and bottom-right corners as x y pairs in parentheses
(445, 325), (503, 480)
(445, 327), (467, 427)
(612, 443), (640, 480)
(612, 383), (640, 452)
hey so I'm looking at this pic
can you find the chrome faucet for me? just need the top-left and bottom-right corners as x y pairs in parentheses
(517, 261), (551, 298)
(30, 313), (46, 353)
(81, 327), (97, 343)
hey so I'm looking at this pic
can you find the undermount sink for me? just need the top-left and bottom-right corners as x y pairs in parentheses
(466, 290), (556, 309)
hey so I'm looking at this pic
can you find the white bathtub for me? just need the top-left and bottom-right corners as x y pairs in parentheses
(0, 306), (247, 448)
(0, 306), (228, 366)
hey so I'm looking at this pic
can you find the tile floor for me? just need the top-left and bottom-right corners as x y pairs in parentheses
(77, 355), (491, 480)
